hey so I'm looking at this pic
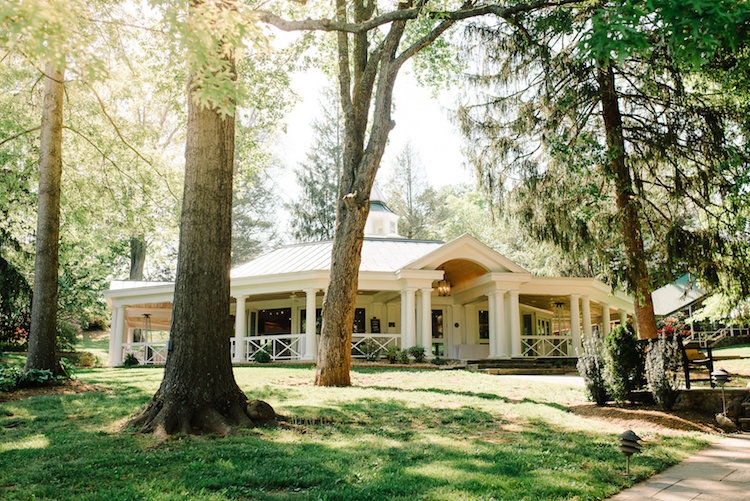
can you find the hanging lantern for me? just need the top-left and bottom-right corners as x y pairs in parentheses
(437, 280), (451, 296)
(142, 313), (151, 343)
(618, 430), (643, 474)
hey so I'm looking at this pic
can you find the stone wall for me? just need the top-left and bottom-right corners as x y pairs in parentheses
(674, 388), (749, 419)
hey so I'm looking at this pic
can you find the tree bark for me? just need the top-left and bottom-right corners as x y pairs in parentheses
(129, 235), (146, 280)
(26, 64), (64, 374)
(597, 64), (658, 340)
(314, 4), (411, 387)
(126, 1), (271, 434)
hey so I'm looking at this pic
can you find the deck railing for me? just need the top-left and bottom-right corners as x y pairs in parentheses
(521, 335), (572, 357)
(122, 341), (168, 365)
(351, 333), (400, 358)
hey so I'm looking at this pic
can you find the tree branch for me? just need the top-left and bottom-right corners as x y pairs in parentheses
(256, 0), (584, 34)
(0, 126), (42, 148)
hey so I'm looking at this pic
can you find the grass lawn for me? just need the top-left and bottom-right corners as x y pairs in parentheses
(75, 330), (111, 364)
(0, 366), (715, 500)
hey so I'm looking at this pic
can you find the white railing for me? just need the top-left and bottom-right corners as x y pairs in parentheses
(685, 326), (750, 348)
(351, 333), (400, 358)
(521, 335), (572, 357)
(122, 342), (168, 365)
(244, 334), (304, 361)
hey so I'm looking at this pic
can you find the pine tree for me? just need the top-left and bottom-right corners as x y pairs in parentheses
(288, 88), (342, 242)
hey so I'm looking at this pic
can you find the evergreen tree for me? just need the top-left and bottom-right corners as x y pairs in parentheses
(288, 88), (342, 242)
(458, 1), (750, 338)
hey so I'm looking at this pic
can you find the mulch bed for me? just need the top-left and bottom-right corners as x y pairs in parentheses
(0, 379), (106, 403)
(569, 402), (724, 433)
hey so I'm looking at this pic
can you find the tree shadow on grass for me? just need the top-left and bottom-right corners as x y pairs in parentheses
(0, 385), (711, 500)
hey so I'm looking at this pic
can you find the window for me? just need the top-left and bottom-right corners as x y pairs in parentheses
(300, 308), (322, 334)
(431, 309), (444, 338)
(523, 314), (533, 336)
(258, 308), (291, 335)
(478, 310), (489, 339)
(432, 343), (444, 356)
(353, 308), (366, 333)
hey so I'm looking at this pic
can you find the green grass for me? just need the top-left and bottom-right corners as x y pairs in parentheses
(0, 367), (713, 500)
(710, 344), (750, 385)
(75, 331), (110, 363)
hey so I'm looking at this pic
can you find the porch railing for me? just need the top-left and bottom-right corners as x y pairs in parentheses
(122, 341), (168, 365)
(351, 333), (400, 358)
(685, 326), (750, 348)
(521, 335), (572, 357)
(241, 334), (305, 361)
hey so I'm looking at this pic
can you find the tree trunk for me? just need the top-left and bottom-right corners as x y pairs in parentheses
(597, 64), (658, 340)
(129, 235), (146, 280)
(126, 12), (270, 433)
(25, 64), (64, 374)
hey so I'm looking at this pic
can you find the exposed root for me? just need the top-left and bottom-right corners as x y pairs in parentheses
(123, 394), (278, 437)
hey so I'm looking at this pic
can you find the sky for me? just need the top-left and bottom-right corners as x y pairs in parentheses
(272, 62), (476, 206)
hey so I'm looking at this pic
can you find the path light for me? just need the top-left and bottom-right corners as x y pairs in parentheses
(711, 368), (731, 414)
(618, 430), (642, 475)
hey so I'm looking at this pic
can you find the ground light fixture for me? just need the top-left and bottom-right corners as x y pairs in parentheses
(711, 368), (731, 414)
(618, 430), (642, 475)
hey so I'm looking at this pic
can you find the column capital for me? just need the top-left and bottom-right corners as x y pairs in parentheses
(303, 288), (318, 295)
(570, 293), (581, 299)
(233, 294), (247, 301)
(401, 287), (418, 293)
(419, 287), (433, 293)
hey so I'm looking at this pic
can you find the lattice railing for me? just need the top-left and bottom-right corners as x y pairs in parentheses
(243, 334), (304, 361)
(521, 335), (572, 357)
(122, 342), (168, 365)
(351, 333), (400, 358)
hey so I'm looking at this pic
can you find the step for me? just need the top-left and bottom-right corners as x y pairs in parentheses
(483, 368), (572, 376)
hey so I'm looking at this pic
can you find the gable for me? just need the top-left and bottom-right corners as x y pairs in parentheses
(403, 234), (527, 274)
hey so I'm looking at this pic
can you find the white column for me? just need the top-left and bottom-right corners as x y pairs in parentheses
(464, 304), (476, 344)
(619, 309), (628, 325)
(487, 293), (497, 357)
(112, 306), (125, 365)
(126, 327), (134, 344)
(303, 289), (317, 361)
(510, 290), (521, 357)
(503, 292), (512, 356)
(420, 288), (432, 356)
(581, 295), (592, 338)
(108, 306), (120, 366)
(570, 295), (581, 355)
(601, 302), (611, 337)
(401, 288), (416, 349)
(233, 295), (247, 363)
(496, 291), (507, 357)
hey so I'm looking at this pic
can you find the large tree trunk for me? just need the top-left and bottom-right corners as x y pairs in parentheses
(26, 64), (64, 374)
(129, 235), (146, 280)
(314, 0), (454, 386)
(126, 9), (269, 433)
(597, 64), (659, 340)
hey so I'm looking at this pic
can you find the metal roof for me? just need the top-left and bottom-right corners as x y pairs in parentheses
(651, 274), (706, 316)
(231, 238), (444, 278)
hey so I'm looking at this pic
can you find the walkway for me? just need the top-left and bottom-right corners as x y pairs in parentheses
(609, 433), (750, 500)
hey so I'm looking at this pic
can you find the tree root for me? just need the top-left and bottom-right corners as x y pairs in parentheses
(123, 395), (277, 437)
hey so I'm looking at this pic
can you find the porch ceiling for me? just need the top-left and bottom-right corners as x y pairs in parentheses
(519, 295), (613, 319)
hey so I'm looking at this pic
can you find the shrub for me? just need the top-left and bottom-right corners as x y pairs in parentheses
(396, 349), (410, 364)
(431, 356), (447, 366)
(123, 353), (140, 367)
(359, 339), (382, 361)
(384, 346), (400, 364)
(645, 334), (681, 411)
(603, 324), (644, 403)
(19, 369), (55, 387)
(56, 318), (80, 351)
(75, 351), (98, 368)
(577, 333), (608, 405)
(58, 358), (74, 379)
(0, 366), (22, 392)
(408, 346), (426, 363)
(253, 349), (272, 364)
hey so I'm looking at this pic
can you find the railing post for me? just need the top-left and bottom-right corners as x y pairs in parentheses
(233, 295), (247, 363)
(303, 289), (318, 361)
